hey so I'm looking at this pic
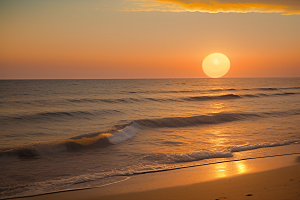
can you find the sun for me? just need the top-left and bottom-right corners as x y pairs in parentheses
(202, 53), (230, 78)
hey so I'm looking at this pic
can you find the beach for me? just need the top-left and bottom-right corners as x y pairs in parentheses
(1, 1), (300, 199)
(1, 78), (299, 199)
(15, 154), (300, 200)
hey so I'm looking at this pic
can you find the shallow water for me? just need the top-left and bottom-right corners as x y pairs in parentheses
(0, 78), (299, 199)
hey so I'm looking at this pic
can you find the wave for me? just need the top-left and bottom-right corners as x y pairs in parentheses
(184, 94), (242, 101)
(143, 151), (233, 164)
(121, 86), (300, 95)
(256, 87), (278, 91)
(186, 92), (299, 102)
(1, 112), (246, 158)
(3, 151), (300, 200)
(282, 86), (300, 90)
(67, 97), (143, 104)
(4, 89), (298, 109)
(261, 109), (300, 117)
(229, 140), (299, 152)
(2, 98), (143, 107)
(134, 112), (258, 128)
(123, 86), (300, 95)
(233, 86), (299, 92)
(209, 88), (236, 92)
(108, 122), (139, 144)
(2, 150), (300, 200)
(1, 110), (299, 159)
(143, 140), (299, 164)
(242, 94), (260, 98)
(274, 92), (296, 96)
(0, 123), (139, 159)
(0, 109), (121, 123)
(72, 91), (299, 104)
(0, 171), (131, 199)
(218, 86), (296, 93)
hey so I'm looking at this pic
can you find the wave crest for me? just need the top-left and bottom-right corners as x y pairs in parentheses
(0, 123), (139, 158)
(185, 94), (241, 101)
(0, 110), (121, 123)
(230, 140), (299, 152)
(135, 112), (257, 128)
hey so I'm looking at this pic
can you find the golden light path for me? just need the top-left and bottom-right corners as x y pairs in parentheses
(202, 53), (231, 78)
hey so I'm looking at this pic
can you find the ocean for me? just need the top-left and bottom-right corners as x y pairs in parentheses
(0, 78), (299, 199)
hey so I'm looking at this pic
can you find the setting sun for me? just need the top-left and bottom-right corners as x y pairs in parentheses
(202, 53), (231, 78)
(0, 1), (299, 200)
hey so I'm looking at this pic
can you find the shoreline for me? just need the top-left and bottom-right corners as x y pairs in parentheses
(98, 163), (300, 200)
(11, 153), (300, 200)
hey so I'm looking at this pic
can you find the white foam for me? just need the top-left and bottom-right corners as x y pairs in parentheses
(168, 151), (233, 163)
(143, 151), (233, 164)
(108, 122), (139, 144)
(230, 140), (298, 152)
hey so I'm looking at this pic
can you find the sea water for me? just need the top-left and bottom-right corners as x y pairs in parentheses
(0, 78), (299, 199)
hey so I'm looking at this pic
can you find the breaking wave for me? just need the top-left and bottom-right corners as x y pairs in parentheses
(1, 109), (299, 159)
(143, 140), (299, 164)
(143, 151), (233, 164)
(0, 122), (140, 159)
(229, 140), (299, 152)
(0, 112), (248, 158)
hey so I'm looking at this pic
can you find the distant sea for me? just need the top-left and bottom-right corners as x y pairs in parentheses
(0, 78), (299, 199)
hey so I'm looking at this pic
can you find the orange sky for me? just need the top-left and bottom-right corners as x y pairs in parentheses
(0, 0), (299, 79)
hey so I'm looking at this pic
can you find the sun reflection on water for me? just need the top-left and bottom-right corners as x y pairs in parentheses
(209, 130), (229, 151)
(235, 161), (247, 174)
(210, 102), (227, 113)
(212, 103), (225, 109)
(215, 163), (228, 178)
(214, 160), (248, 179)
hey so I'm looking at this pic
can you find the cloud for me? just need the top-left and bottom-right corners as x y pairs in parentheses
(124, 0), (300, 14)
(159, 0), (300, 14)
(122, 0), (185, 12)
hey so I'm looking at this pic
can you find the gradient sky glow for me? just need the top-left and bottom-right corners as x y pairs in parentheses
(0, 0), (299, 79)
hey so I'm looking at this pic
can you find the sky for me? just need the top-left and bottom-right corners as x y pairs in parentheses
(0, 0), (299, 79)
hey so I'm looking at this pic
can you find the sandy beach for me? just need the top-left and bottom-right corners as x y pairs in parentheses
(16, 154), (300, 200)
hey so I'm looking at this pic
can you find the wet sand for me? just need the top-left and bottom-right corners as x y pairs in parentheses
(18, 154), (300, 200)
